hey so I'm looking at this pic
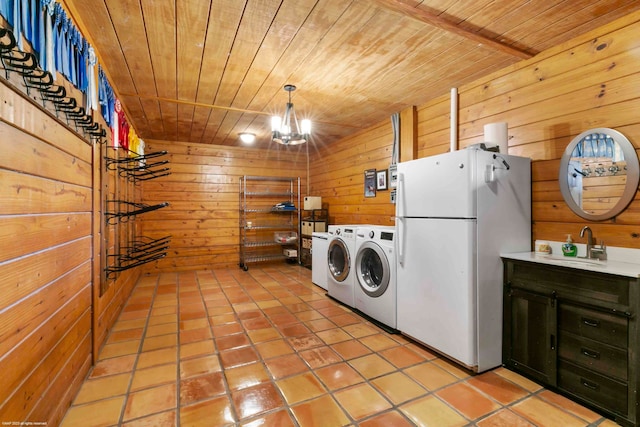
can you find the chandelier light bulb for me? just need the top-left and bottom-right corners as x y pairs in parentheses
(271, 116), (281, 132)
(301, 119), (311, 135)
(271, 84), (311, 145)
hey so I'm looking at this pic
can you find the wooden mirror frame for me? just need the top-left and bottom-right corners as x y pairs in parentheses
(559, 127), (639, 221)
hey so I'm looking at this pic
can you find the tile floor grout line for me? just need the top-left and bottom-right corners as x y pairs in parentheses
(268, 267), (362, 427)
(216, 269), (247, 424)
(229, 267), (317, 425)
(256, 266), (405, 426)
(216, 267), (270, 424)
(59, 266), (615, 426)
(175, 271), (184, 426)
(257, 266), (350, 423)
(115, 273), (161, 426)
(236, 267), (302, 426)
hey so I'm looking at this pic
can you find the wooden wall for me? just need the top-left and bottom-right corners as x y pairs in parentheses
(0, 77), (93, 424)
(310, 11), (640, 249)
(139, 140), (308, 273)
(309, 122), (396, 225)
(96, 146), (142, 356)
(0, 60), (139, 426)
(1, 7), (639, 425)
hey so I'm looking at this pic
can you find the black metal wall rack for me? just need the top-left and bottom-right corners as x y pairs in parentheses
(105, 150), (171, 181)
(103, 149), (171, 276)
(0, 27), (107, 143)
(105, 235), (171, 278)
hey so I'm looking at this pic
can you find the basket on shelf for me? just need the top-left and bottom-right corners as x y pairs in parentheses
(271, 201), (296, 211)
(274, 231), (298, 244)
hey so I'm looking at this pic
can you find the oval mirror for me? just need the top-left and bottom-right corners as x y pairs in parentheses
(559, 127), (639, 221)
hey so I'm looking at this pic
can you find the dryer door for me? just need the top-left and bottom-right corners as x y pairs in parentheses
(356, 242), (390, 297)
(328, 238), (350, 282)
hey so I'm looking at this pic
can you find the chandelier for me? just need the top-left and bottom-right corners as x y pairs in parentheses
(271, 84), (311, 145)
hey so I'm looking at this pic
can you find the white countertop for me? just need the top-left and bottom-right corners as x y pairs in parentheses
(501, 251), (640, 278)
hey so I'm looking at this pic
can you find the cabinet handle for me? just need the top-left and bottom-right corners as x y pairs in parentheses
(581, 348), (600, 359)
(581, 378), (600, 391)
(581, 317), (600, 328)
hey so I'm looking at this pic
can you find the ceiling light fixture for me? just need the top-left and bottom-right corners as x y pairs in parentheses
(271, 84), (311, 145)
(239, 132), (256, 143)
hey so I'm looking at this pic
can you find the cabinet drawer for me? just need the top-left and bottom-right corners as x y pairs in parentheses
(558, 331), (627, 381)
(507, 261), (630, 307)
(558, 360), (627, 416)
(559, 304), (627, 348)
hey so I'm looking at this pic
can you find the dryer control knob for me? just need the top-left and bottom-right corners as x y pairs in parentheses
(369, 230), (375, 238)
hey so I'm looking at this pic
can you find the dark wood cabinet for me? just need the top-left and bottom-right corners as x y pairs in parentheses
(503, 259), (639, 426)
(503, 287), (557, 386)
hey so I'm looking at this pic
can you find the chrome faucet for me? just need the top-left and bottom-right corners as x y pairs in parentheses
(580, 226), (593, 258)
(579, 226), (607, 260)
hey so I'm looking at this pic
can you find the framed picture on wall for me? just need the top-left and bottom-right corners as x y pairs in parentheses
(376, 169), (388, 191)
(364, 169), (376, 198)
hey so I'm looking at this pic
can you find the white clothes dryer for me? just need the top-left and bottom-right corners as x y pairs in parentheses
(354, 225), (397, 330)
(326, 225), (358, 307)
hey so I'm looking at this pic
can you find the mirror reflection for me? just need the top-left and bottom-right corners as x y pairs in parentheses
(566, 132), (626, 215)
(559, 127), (639, 221)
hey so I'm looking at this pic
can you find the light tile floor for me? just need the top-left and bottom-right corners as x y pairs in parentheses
(61, 265), (620, 426)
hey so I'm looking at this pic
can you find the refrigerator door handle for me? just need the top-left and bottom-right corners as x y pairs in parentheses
(396, 172), (405, 264)
(397, 216), (405, 264)
(397, 172), (405, 218)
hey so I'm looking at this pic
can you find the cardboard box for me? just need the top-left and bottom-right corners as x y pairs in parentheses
(304, 196), (322, 210)
(302, 221), (327, 235)
(302, 237), (312, 249)
(283, 248), (297, 258)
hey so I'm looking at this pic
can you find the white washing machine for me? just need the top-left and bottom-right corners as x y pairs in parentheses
(312, 231), (330, 290)
(354, 225), (397, 330)
(326, 225), (358, 307)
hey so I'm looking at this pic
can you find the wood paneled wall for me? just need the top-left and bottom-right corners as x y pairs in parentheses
(0, 7), (638, 425)
(309, 123), (396, 225)
(0, 72), (139, 425)
(423, 10), (640, 248)
(0, 79), (93, 424)
(310, 11), (640, 249)
(139, 140), (307, 273)
(97, 146), (142, 354)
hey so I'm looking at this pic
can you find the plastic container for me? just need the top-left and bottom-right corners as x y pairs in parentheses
(562, 234), (577, 257)
(274, 231), (298, 244)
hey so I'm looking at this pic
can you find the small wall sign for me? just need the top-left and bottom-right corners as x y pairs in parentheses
(364, 169), (376, 198)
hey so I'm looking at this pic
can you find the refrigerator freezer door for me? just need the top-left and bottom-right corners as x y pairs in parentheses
(397, 150), (476, 219)
(397, 218), (477, 367)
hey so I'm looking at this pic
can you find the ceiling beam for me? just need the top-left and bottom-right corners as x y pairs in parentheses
(374, 0), (534, 59)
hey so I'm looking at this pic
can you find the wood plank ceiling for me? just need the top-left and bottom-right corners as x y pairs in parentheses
(64, 0), (640, 149)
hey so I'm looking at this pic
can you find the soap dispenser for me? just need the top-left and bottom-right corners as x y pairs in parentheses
(562, 234), (577, 257)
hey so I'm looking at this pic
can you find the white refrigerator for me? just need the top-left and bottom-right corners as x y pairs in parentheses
(395, 149), (531, 372)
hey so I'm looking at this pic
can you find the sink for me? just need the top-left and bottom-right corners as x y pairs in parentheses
(542, 256), (604, 268)
(502, 251), (640, 278)
(559, 259), (604, 268)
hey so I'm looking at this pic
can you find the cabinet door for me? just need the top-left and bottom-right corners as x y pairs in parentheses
(504, 286), (557, 386)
